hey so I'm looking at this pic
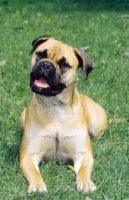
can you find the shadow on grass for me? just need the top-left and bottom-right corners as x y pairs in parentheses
(3, 126), (23, 165)
(1, 0), (129, 12)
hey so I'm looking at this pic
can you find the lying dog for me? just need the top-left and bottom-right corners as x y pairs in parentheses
(20, 35), (107, 194)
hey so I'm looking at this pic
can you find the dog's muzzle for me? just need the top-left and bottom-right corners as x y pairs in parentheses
(30, 61), (66, 96)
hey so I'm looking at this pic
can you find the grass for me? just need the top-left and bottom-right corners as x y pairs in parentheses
(0, 0), (129, 199)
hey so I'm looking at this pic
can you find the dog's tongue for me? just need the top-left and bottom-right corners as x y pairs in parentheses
(35, 77), (50, 88)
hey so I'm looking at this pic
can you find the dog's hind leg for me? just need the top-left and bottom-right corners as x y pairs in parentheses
(20, 108), (27, 129)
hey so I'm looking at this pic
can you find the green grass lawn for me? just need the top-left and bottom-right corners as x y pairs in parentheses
(0, 0), (129, 199)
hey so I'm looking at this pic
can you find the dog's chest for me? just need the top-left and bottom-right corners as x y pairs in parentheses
(34, 106), (87, 161)
(28, 99), (87, 161)
(41, 123), (86, 161)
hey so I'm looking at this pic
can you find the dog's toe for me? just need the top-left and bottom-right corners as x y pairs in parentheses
(28, 186), (37, 194)
(28, 184), (48, 194)
(76, 179), (96, 193)
(38, 186), (48, 193)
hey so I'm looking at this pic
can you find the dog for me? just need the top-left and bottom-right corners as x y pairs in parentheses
(20, 35), (107, 194)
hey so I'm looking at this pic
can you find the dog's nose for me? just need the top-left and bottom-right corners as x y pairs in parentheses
(40, 61), (53, 72)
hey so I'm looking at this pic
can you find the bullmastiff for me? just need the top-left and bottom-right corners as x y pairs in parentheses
(20, 35), (107, 193)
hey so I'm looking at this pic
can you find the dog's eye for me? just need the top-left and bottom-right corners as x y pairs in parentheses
(36, 49), (47, 59)
(58, 57), (70, 70)
(61, 61), (68, 67)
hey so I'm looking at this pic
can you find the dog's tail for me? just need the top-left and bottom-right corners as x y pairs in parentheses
(108, 118), (129, 123)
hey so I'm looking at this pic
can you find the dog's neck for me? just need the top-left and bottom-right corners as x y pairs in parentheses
(56, 83), (78, 105)
(36, 83), (79, 107)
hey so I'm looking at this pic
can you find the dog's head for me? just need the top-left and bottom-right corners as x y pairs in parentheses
(29, 35), (94, 97)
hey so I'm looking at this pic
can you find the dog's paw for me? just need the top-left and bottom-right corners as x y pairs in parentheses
(28, 183), (48, 194)
(76, 179), (96, 193)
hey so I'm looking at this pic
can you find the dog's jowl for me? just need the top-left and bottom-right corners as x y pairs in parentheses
(20, 35), (107, 193)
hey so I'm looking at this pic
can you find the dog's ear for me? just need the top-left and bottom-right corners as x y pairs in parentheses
(29, 35), (51, 55)
(74, 48), (94, 79)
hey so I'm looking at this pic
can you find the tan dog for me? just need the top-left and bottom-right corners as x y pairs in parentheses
(20, 35), (107, 194)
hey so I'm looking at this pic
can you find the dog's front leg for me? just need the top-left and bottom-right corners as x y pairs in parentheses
(20, 151), (47, 194)
(74, 152), (96, 193)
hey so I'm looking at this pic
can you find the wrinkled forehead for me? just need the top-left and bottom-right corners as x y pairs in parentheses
(35, 38), (78, 65)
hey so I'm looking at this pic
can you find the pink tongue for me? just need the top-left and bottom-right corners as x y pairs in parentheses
(35, 77), (50, 88)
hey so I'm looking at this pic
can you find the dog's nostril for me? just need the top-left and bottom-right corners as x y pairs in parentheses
(40, 61), (53, 71)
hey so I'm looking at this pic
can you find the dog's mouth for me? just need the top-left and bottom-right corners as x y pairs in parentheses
(35, 77), (50, 89)
(30, 63), (66, 97)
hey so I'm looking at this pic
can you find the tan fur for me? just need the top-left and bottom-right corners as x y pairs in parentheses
(20, 36), (107, 193)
